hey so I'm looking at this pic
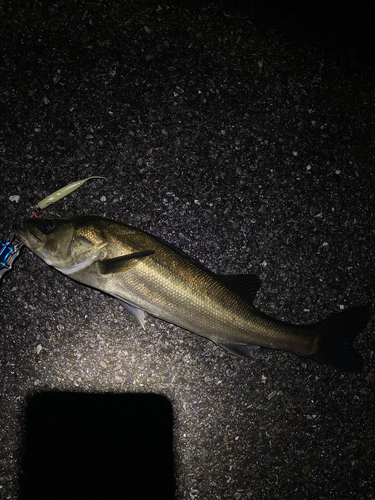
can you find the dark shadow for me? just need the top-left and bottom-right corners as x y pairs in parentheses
(175, 0), (375, 74)
(20, 392), (175, 500)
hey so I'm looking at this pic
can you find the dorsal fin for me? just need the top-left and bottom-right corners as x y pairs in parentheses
(219, 274), (260, 305)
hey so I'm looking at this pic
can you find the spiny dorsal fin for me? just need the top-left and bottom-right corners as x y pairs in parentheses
(98, 250), (154, 275)
(219, 274), (260, 305)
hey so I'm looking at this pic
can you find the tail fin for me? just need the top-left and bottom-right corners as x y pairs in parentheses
(312, 306), (371, 372)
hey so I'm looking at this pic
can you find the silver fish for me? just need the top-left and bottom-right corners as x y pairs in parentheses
(15, 216), (370, 372)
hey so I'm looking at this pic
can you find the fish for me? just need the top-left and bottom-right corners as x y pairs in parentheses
(14, 216), (370, 372)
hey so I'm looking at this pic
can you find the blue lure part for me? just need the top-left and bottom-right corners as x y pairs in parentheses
(0, 240), (14, 268)
(0, 233), (24, 284)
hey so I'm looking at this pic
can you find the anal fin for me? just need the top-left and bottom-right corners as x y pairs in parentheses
(218, 342), (260, 359)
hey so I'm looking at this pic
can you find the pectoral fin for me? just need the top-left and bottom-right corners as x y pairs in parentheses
(98, 250), (154, 275)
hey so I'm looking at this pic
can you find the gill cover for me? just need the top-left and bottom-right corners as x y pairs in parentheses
(16, 217), (108, 272)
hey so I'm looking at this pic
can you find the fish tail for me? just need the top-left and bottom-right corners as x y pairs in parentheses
(311, 305), (371, 372)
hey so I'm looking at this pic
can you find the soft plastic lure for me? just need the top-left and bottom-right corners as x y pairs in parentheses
(37, 176), (105, 209)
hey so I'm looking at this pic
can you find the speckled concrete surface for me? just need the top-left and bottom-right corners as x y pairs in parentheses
(1, 1), (374, 499)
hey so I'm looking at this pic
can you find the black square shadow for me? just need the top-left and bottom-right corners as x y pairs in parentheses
(20, 392), (175, 500)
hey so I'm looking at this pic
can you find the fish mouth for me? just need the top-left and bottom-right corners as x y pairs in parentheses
(13, 223), (27, 242)
(13, 222), (44, 250)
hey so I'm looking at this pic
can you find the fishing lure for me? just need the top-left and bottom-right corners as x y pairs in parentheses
(0, 176), (105, 286)
(37, 176), (105, 209)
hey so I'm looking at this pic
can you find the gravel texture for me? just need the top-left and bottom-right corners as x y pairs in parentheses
(1, 1), (374, 499)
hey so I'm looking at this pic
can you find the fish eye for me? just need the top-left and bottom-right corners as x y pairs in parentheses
(41, 220), (55, 234)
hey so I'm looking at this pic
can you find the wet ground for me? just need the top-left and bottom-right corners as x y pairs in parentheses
(1, 1), (374, 498)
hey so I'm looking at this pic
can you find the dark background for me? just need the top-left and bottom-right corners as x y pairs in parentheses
(1, 1), (374, 499)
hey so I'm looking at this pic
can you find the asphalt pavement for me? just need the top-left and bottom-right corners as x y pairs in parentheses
(1, 1), (374, 499)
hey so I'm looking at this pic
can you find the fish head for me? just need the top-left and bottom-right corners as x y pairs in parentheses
(14, 217), (108, 272)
